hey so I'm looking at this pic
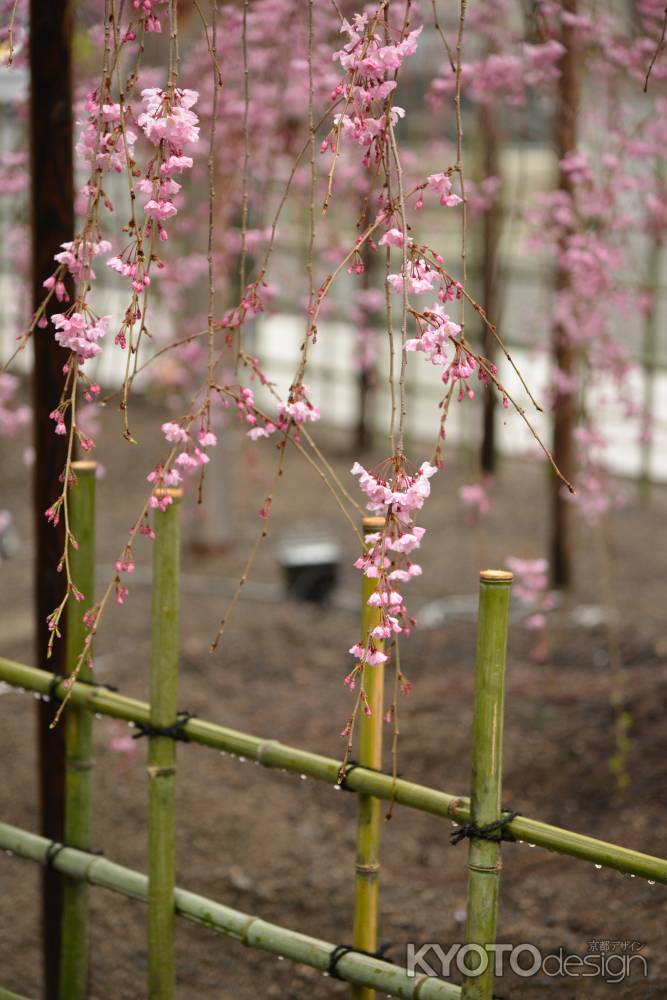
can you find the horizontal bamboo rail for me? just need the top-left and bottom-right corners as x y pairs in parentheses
(0, 822), (459, 1000)
(0, 657), (665, 884)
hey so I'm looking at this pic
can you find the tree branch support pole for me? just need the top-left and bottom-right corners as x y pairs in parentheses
(550, 0), (579, 588)
(148, 489), (182, 1000)
(59, 462), (96, 999)
(29, 1), (74, 994)
(352, 516), (386, 1000)
(461, 570), (512, 1000)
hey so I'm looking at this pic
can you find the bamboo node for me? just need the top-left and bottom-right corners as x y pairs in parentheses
(237, 914), (261, 945)
(256, 739), (281, 765)
(354, 862), (380, 874)
(468, 861), (503, 874)
(146, 765), (176, 778)
(66, 759), (94, 772)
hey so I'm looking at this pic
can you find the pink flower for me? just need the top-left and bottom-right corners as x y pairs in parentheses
(198, 430), (217, 447)
(161, 421), (188, 443)
(52, 312), (110, 362)
(144, 198), (177, 222)
(378, 228), (406, 247)
(138, 88), (200, 149)
(427, 173), (463, 208)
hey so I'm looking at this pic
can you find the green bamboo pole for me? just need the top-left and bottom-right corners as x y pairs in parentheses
(147, 488), (181, 1000)
(59, 461), (97, 1000)
(0, 988), (35, 1000)
(461, 571), (512, 1000)
(352, 516), (386, 1000)
(2, 658), (666, 882)
(0, 821), (460, 1000)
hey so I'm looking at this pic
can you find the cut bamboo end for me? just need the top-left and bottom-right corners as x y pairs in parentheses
(152, 487), (183, 501)
(362, 516), (385, 532)
(479, 569), (513, 584)
(71, 460), (97, 473)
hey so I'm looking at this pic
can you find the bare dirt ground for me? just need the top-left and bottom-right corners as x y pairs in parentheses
(1, 395), (666, 999)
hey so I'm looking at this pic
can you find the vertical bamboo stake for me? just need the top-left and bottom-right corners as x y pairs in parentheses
(461, 570), (512, 1000)
(351, 516), (386, 1000)
(148, 489), (182, 1000)
(59, 460), (96, 1000)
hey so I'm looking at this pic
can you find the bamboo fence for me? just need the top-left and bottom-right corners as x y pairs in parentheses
(0, 821), (460, 1000)
(0, 491), (665, 999)
(1, 656), (664, 884)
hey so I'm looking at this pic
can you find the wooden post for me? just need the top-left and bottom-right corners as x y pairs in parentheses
(461, 570), (512, 1000)
(550, 0), (579, 588)
(351, 516), (386, 1000)
(59, 462), (96, 999)
(639, 229), (663, 502)
(148, 490), (182, 1000)
(29, 0), (74, 994)
(479, 103), (501, 475)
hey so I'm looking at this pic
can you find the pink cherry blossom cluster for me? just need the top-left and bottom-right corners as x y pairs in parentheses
(131, 0), (168, 35)
(324, 14), (422, 168)
(405, 305), (461, 365)
(404, 303), (502, 404)
(346, 460), (437, 699)
(118, 87), (199, 252)
(225, 382), (320, 443)
(146, 420), (218, 501)
(76, 95), (137, 179)
(51, 312), (110, 363)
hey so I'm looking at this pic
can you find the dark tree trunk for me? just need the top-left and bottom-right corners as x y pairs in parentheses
(551, 0), (579, 588)
(30, 1), (74, 994)
(355, 208), (375, 454)
(480, 102), (501, 474)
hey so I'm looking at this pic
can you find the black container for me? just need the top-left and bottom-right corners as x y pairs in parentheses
(278, 540), (341, 604)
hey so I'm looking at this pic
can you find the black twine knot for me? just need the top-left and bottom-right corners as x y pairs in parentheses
(132, 711), (195, 742)
(339, 760), (361, 791)
(450, 810), (521, 846)
(338, 759), (401, 791)
(327, 942), (393, 979)
(45, 841), (66, 870)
